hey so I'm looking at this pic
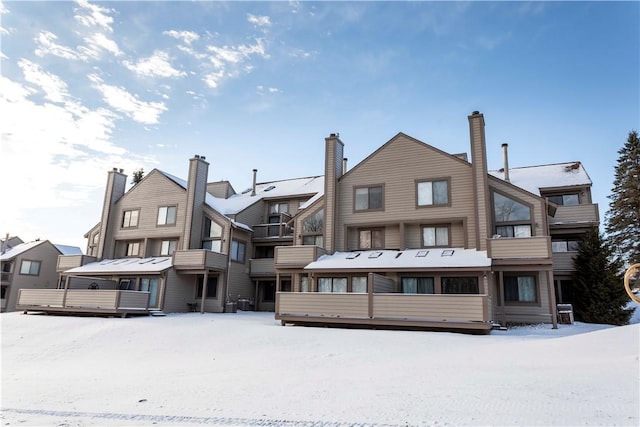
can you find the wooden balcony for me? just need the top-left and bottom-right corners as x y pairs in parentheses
(57, 254), (98, 272)
(275, 245), (328, 269)
(552, 251), (577, 274)
(250, 258), (276, 276)
(17, 289), (150, 317)
(487, 236), (551, 260)
(276, 292), (491, 332)
(173, 249), (228, 271)
(549, 204), (599, 228)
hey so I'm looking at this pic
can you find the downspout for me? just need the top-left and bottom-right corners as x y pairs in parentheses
(223, 224), (234, 310)
(200, 269), (208, 314)
(547, 270), (558, 329)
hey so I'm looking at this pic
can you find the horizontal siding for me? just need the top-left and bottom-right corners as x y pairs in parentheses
(65, 290), (118, 309)
(488, 236), (550, 259)
(277, 293), (369, 317)
(58, 255), (97, 271)
(250, 258), (275, 275)
(275, 246), (325, 267)
(17, 289), (65, 307)
(336, 135), (477, 251)
(550, 204), (599, 225)
(118, 291), (149, 309)
(372, 274), (395, 293)
(373, 294), (486, 322)
(552, 252), (576, 273)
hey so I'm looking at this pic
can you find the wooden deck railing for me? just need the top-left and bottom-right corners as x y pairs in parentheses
(17, 289), (150, 315)
(276, 292), (489, 329)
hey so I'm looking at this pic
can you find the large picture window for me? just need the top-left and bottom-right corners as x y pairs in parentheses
(401, 277), (434, 294)
(417, 180), (449, 206)
(203, 217), (223, 252)
(493, 192), (532, 238)
(157, 206), (177, 226)
(318, 277), (347, 293)
(354, 186), (383, 211)
(504, 275), (537, 303)
(422, 226), (449, 247)
(359, 228), (384, 249)
(122, 209), (139, 228)
(442, 277), (479, 294)
(19, 260), (41, 276)
(302, 209), (323, 247)
(231, 240), (246, 263)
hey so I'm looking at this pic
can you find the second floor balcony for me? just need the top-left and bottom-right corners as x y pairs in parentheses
(549, 203), (599, 228)
(252, 213), (294, 241)
(487, 236), (551, 261)
(173, 249), (228, 271)
(275, 245), (328, 269)
(57, 254), (98, 272)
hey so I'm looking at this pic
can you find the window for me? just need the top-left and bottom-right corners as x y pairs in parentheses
(417, 180), (449, 206)
(269, 202), (289, 214)
(126, 242), (140, 256)
(300, 276), (310, 292)
(19, 260), (41, 276)
(122, 210), (139, 228)
(203, 218), (223, 252)
(442, 277), (479, 294)
(493, 192), (532, 238)
(196, 276), (218, 298)
(504, 275), (537, 303)
(552, 239), (581, 253)
(422, 226), (449, 247)
(401, 277), (434, 294)
(254, 246), (275, 259)
(231, 240), (246, 263)
(157, 206), (177, 225)
(352, 277), (368, 293)
(359, 229), (384, 249)
(354, 186), (383, 211)
(318, 277), (347, 293)
(302, 209), (323, 246)
(547, 194), (579, 206)
(160, 240), (177, 256)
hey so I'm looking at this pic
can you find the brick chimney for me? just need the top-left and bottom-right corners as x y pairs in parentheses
(468, 112), (491, 251)
(183, 155), (209, 250)
(97, 168), (127, 258)
(323, 133), (344, 253)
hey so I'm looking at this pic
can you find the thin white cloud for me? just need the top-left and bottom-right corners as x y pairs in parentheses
(164, 30), (200, 45)
(247, 14), (271, 27)
(81, 32), (122, 57)
(203, 70), (225, 89)
(18, 59), (70, 103)
(34, 31), (81, 60)
(123, 50), (186, 78)
(201, 38), (269, 89)
(88, 74), (167, 124)
(74, 0), (115, 31)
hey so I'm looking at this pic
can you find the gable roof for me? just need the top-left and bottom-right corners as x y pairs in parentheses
(305, 248), (491, 271)
(54, 245), (84, 255)
(0, 240), (47, 260)
(489, 162), (592, 195)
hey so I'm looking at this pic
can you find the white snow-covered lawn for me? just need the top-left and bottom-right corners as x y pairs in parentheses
(1, 307), (639, 427)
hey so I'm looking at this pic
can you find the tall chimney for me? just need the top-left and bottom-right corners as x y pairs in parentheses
(468, 111), (491, 251)
(251, 169), (257, 196)
(342, 158), (348, 175)
(324, 133), (344, 253)
(502, 143), (510, 182)
(183, 155), (209, 250)
(97, 167), (127, 258)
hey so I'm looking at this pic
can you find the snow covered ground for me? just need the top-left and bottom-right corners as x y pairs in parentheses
(1, 304), (639, 427)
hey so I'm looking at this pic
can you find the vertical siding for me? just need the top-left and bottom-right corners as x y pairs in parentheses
(162, 270), (200, 313)
(336, 135), (476, 252)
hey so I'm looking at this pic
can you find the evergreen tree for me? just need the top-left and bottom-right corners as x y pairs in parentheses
(605, 130), (640, 265)
(572, 228), (633, 325)
(132, 168), (144, 185)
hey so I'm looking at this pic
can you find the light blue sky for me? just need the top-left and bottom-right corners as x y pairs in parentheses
(1, 1), (638, 250)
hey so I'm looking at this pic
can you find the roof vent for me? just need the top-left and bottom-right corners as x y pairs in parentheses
(264, 185), (276, 192)
(415, 250), (429, 257)
(368, 251), (383, 259)
(441, 250), (455, 257)
(241, 188), (252, 194)
(346, 253), (361, 259)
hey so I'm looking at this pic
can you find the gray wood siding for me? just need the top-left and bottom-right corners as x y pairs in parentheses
(371, 274), (395, 293)
(275, 246), (326, 268)
(162, 270), (202, 313)
(227, 262), (253, 303)
(118, 291), (150, 309)
(469, 114), (490, 251)
(235, 199), (264, 228)
(277, 292), (369, 317)
(550, 204), (599, 226)
(494, 272), (553, 324)
(488, 236), (551, 259)
(250, 258), (276, 276)
(65, 290), (118, 309)
(111, 172), (188, 258)
(17, 289), (64, 307)
(3, 242), (61, 312)
(552, 252), (576, 273)
(335, 135), (476, 252)
(404, 222), (466, 249)
(373, 294), (487, 322)
(58, 255), (97, 271)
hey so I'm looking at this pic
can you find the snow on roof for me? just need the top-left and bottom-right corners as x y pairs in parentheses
(158, 170), (188, 189)
(65, 257), (173, 274)
(0, 240), (46, 261)
(298, 190), (325, 210)
(207, 176), (324, 215)
(489, 162), (592, 195)
(305, 248), (491, 271)
(54, 245), (83, 255)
